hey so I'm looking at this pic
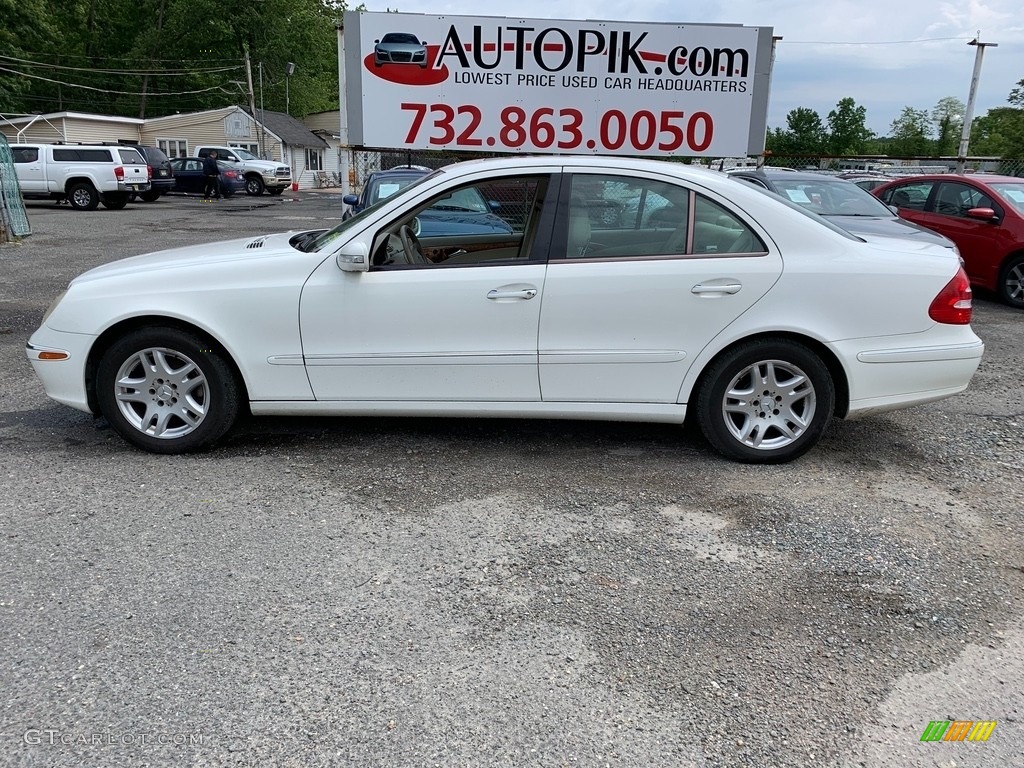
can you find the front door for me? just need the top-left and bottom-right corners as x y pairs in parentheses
(300, 174), (551, 402)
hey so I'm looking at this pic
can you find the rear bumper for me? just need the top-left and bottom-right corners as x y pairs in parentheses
(832, 336), (984, 418)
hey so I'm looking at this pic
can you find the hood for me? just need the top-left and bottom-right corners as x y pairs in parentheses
(823, 214), (955, 248)
(71, 232), (303, 285)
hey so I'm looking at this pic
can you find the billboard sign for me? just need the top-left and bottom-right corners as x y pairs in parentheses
(344, 12), (774, 157)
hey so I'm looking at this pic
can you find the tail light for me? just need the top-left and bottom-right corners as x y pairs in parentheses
(114, 166), (124, 180)
(147, 165), (153, 179)
(929, 267), (973, 324)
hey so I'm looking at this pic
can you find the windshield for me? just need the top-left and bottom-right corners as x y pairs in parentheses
(991, 182), (1024, 214)
(771, 178), (894, 217)
(232, 148), (258, 160)
(303, 170), (441, 252)
(368, 174), (427, 205)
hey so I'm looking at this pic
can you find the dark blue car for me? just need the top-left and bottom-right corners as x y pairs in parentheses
(343, 168), (512, 236)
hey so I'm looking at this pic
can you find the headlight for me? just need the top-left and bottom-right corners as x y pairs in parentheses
(42, 290), (67, 325)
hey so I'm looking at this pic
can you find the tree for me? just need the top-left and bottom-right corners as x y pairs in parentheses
(931, 96), (965, 156)
(765, 107), (826, 156)
(826, 97), (873, 155)
(888, 107), (932, 156)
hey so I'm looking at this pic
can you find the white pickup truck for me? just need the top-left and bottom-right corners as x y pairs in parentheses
(194, 146), (291, 196)
(12, 144), (152, 210)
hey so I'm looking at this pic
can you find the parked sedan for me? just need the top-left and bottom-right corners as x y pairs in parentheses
(728, 169), (956, 248)
(26, 156), (983, 463)
(168, 158), (246, 197)
(872, 174), (1024, 308)
(343, 167), (513, 237)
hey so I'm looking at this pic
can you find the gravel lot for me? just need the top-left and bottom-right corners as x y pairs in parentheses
(1, 192), (1022, 768)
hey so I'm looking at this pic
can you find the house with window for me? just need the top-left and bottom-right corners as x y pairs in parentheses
(1, 106), (333, 190)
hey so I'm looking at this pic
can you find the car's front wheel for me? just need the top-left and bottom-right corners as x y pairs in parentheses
(696, 339), (834, 463)
(267, 187), (284, 196)
(245, 175), (265, 196)
(998, 254), (1024, 308)
(96, 327), (240, 453)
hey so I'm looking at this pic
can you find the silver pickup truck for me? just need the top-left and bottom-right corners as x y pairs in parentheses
(12, 144), (151, 210)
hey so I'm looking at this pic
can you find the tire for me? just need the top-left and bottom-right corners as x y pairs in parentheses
(696, 339), (835, 464)
(267, 187), (284, 196)
(67, 182), (99, 211)
(101, 193), (129, 210)
(139, 190), (162, 202)
(96, 327), (241, 454)
(998, 254), (1024, 309)
(245, 175), (265, 196)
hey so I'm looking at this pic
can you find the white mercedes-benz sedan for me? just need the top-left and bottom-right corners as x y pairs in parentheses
(26, 156), (984, 463)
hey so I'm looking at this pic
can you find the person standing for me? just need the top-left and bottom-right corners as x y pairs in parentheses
(203, 151), (221, 200)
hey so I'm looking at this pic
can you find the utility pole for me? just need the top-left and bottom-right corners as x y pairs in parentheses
(258, 60), (266, 159)
(956, 35), (998, 174)
(243, 46), (259, 154)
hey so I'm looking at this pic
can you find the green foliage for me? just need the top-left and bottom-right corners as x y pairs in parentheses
(826, 97), (873, 155)
(931, 96), (965, 156)
(0, 0), (356, 117)
(888, 106), (932, 156)
(766, 107), (826, 155)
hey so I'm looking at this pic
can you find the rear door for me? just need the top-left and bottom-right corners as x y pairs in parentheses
(115, 148), (149, 189)
(538, 171), (783, 404)
(11, 145), (46, 193)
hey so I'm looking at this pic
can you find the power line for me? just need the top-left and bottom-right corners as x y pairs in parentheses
(0, 53), (242, 76)
(784, 36), (971, 45)
(0, 66), (236, 97)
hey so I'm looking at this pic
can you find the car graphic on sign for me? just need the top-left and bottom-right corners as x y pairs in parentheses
(374, 32), (428, 68)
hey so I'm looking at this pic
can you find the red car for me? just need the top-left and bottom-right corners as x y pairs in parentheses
(872, 174), (1024, 308)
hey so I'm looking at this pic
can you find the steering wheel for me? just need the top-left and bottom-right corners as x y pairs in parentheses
(398, 223), (428, 265)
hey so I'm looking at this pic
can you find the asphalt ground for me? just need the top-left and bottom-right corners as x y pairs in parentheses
(1, 190), (1022, 768)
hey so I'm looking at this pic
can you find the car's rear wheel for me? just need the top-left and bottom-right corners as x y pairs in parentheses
(67, 182), (99, 211)
(998, 254), (1024, 308)
(139, 190), (162, 202)
(96, 327), (240, 453)
(696, 339), (834, 463)
(245, 175), (265, 196)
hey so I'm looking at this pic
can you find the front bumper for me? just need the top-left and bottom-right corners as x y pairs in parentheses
(26, 327), (97, 414)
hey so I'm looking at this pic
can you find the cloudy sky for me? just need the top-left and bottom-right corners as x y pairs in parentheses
(371, 0), (1024, 136)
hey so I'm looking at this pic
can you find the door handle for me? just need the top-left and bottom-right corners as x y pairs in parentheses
(487, 289), (537, 300)
(691, 283), (741, 295)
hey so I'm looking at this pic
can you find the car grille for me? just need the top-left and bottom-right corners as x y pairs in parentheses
(392, 51), (413, 62)
(275, 166), (290, 177)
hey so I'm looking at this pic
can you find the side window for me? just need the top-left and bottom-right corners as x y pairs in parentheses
(880, 182), (932, 211)
(692, 195), (765, 255)
(559, 174), (689, 259)
(934, 182), (995, 217)
(370, 176), (546, 268)
(12, 147), (38, 163)
(77, 149), (114, 162)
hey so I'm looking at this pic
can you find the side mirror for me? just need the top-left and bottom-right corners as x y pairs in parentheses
(488, 200), (502, 211)
(336, 241), (369, 272)
(966, 207), (998, 223)
(343, 193), (359, 206)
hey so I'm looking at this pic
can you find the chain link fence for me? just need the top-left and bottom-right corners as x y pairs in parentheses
(349, 147), (1024, 193)
(0, 134), (32, 242)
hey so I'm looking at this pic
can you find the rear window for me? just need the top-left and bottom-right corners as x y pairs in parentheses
(117, 148), (145, 164)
